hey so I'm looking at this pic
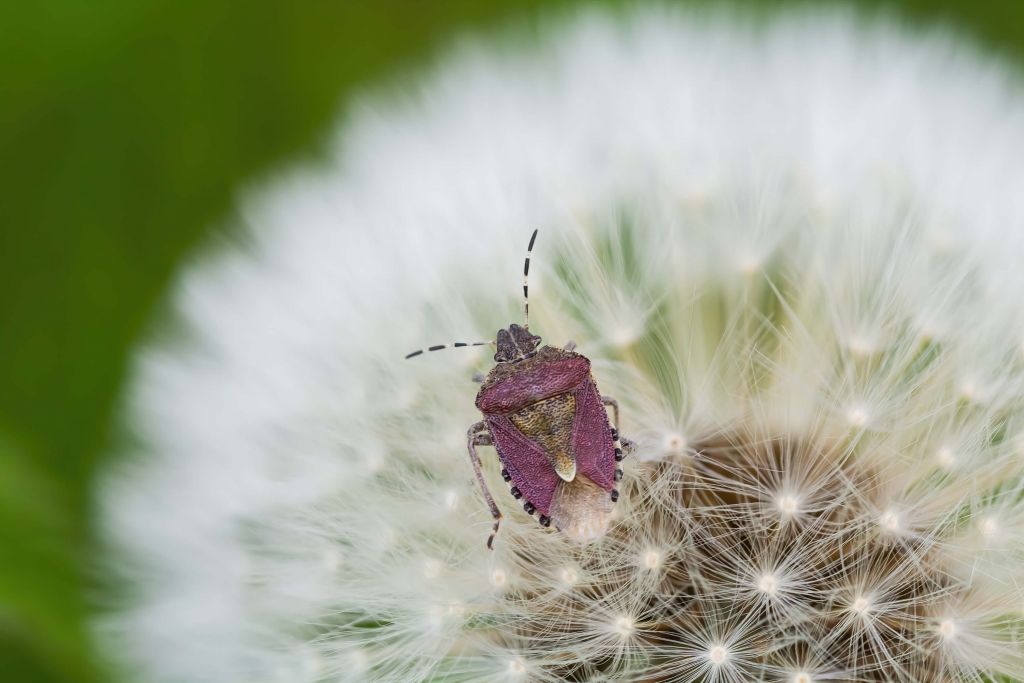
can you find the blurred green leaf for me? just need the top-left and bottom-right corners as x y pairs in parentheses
(0, 432), (94, 682)
(0, 1), (1021, 681)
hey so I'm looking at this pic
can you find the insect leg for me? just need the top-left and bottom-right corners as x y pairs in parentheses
(601, 395), (621, 430)
(602, 395), (636, 465)
(467, 421), (502, 550)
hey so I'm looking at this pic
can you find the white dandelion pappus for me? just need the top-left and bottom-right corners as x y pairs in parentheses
(97, 6), (1024, 683)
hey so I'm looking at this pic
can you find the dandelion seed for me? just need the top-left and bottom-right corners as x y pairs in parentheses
(850, 595), (873, 616)
(736, 253), (762, 276)
(757, 573), (779, 597)
(422, 558), (442, 579)
(707, 644), (729, 665)
(790, 673), (813, 683)
(609, 325), (642, 348)
(322, 547), (344, 572)
(846, 406), (870, 428)
(847, 335), (878, 357)
(878, 509), (902, 533)
(978, 516), (999, 538)
(559, 566), (579, 586)
(612, 616), (635, 638)
(347, 648), (368, 677)
(776, 494), (801, 518)
(662, 432), (688, 458)
(959, 377), (982, 403)
(490, 568), (507, 588)
(935, 445), (957, 470)
(641, 549), (663, 571)
(506, 657), (528, 677)
(938, 617), (958, 641)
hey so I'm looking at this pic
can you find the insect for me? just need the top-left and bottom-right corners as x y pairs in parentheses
(406, 230), (633, 548)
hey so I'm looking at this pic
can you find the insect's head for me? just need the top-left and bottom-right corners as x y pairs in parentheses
(494, 323), (541, 363)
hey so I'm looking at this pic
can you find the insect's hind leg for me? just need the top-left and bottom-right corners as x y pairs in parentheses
(467, 421), (502, 550)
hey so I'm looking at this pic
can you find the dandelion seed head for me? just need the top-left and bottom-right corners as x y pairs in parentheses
(98, 6), (1024, 683)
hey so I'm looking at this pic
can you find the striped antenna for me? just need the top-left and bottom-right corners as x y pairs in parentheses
(405, 341), (491, 359)
(523, 228), (538, 328)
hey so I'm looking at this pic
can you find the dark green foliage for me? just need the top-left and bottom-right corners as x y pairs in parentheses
(0, 1), (1021, 681)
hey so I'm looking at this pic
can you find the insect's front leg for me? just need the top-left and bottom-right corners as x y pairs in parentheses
(467, 420), (502, 550)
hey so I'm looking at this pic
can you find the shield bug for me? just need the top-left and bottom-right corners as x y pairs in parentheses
(406, 230), (633, 548)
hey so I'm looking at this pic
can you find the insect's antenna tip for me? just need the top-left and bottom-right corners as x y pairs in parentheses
(486, 519), (500, 550)
(523, 229), (538, 327)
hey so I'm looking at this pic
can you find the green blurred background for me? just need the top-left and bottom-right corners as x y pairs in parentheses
(0, 1), (1021, 681)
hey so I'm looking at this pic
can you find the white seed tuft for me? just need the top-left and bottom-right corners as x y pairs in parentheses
(641, 549), (663, 571)
(612, 616), (635, 639)
(878, 509), (902, 533)
(776, 494), (801, 518)
(757, 573), (779, 597)
(850, 595), (873, 616)
(938, 617), (958, 641)
(707, 644), (729, 665)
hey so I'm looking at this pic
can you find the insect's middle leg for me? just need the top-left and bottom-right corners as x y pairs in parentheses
(602, 395), (636, 459)
(601, 395), (621, 430)
(467, 420), (502, 550)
